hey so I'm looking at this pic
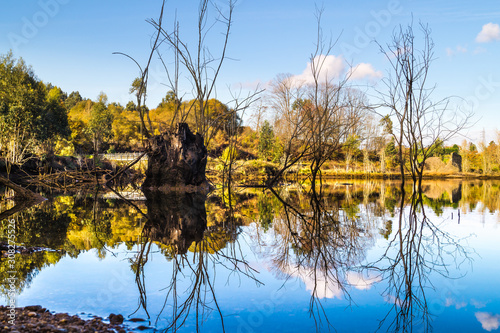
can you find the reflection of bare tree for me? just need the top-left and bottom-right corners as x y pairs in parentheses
(132, 189), (261, 332)
(370, 185), (471, 333)
(265, 186), (376, 331)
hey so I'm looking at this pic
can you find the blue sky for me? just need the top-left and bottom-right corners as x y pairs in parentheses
(1, 0), (500, 143)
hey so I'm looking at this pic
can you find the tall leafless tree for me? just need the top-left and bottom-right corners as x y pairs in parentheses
(268, 10), (368, 188)
(268, 73), (310, 185)
(378, 23), (473, 190)
(148, 0), (256, 148)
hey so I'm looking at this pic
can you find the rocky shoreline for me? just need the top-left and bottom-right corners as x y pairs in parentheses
(0, 305), (146, 332)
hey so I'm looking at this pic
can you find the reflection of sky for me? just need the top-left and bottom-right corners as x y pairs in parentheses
(376, 201), (500, 332)
(281, 263), (382, 299)
(3, 198), (500, 332)
(476, 312), (500, 331)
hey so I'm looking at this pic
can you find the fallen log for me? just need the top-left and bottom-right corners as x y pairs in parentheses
(0, 175), (44, 202)
(0, 175), (45, 220)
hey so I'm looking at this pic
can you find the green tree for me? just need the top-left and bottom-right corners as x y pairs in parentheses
(385, 137), (398, 169)
(126, 101), (136, 111)
(429, 138), (445, 157)
(64, 91), (83, 109)
(40, 86), (71, 154)
(444, 144), (459, 155)
(258, 120), (275, 160)
(158, 91), (177, 108)
(88, 97), (114, 155)
(0, 52), (69, 165)
(343, 134), (361, 171)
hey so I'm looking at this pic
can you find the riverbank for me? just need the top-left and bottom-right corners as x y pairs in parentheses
(0, 305), (134, 333)
(206, 158), (500, 185)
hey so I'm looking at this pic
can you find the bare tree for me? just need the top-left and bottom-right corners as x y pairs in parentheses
(267, 10), (367, 187)
(268, 73), (310, 185)
(378, 23), (473, 189)
(305, 79), (366, 186)
(361, 114), (385, 173)
(248, 102), (267, 134)
(116, 0), (251, 148)
(148, 0), (240, 147)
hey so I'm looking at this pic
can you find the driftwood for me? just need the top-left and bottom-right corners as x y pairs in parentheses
(29, 168), (113, 190)
(0, 175), (44, 202)
(0, 175), (45, 220)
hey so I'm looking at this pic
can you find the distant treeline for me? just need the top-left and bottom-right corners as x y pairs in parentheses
(1, 51), (499, 175)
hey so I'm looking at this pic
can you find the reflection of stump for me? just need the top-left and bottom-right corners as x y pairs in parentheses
(451, 183), (462, 203)
(143, 190), (207, 255)
(142, 123), (210, 193)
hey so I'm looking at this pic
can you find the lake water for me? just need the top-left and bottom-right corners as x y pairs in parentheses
(1, 179), (500, 332)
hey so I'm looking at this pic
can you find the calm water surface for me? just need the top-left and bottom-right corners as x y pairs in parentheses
(1, 180), (500, 332)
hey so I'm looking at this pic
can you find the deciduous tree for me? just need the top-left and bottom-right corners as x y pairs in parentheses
(88, 95), (114, 155)
(378, 23), (472, 189)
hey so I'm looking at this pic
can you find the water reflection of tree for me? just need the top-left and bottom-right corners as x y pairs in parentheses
(0, 199), (70, 298)
(369, 186), (471, 333)
(252, 180), (474, 332)
(132, 189), (261, 332)
(0, 192), (144, 298)
(262, 185), (381, 330)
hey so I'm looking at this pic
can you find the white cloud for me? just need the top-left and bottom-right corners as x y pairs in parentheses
(292, 55), (381, 85)
(446, 45), (468, 57)
(475, 312), (500, 331)
(280, 262), (382, 299)
(292, 54), (346, 85)
(348, 63), (383, 80)
(476, 23), (500, 43)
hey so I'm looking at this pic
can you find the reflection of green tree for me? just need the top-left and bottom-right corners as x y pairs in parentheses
(0, 192), (149, 303)
(0, 203), (71, 250)
(64, 196), (144, 253)
(342, 202), (360, 220)
(257, 192), (274, 231)
(422, 193), (456, 216)
(1, 195), (145, 256)
(0, 251), (63, 299)
(379, 220), (393, 240)
(461, 181), (500, 213)
(383, 185), (402, 216)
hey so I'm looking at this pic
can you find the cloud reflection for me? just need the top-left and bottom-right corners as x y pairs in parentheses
(475, 312), (500, 331)
(283, 264), (381, 299)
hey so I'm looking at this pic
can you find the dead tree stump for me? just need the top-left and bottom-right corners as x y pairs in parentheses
(142, 123), (210, 193)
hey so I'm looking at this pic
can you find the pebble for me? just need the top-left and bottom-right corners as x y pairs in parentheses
(129, 318), (146, 322)
(109, 313), (124, 325)
(0, 305), (130, 332)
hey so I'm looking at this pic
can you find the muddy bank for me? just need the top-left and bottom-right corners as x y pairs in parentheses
(0, 305), (146, 332)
